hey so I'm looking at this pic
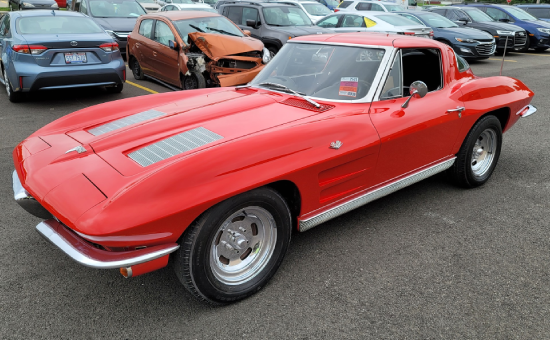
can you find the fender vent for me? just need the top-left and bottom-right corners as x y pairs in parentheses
(281, 98), (334, 112)
(88, 110), (166, 136)
(128, 127), (223, 167)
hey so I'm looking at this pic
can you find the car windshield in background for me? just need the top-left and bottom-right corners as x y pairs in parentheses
(173, 16), (244, 44)
(377, 15), (421, 26)
(203, 0), (217, 5)
(262, 7), (313, 26)
(17, 16), (104, 34)
(171, 0), (193, 3)
(462, 8), (494, 22)
(302, 3), (331, 16)
(422, 13), (457, 28)
(324, 0), (339, 7)
(250, 43), (385, 100)
(179, 7), (218, 12)
(89, 0), (146, 18)
(384, 4), (406, 12)
(505, 7), (537, 21)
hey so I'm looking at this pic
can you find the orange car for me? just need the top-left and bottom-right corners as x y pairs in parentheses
(127, 11), (270, 90)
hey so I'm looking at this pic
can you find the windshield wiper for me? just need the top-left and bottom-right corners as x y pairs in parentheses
(189, 24), (205, 33)
(206, 27), (239, 36)
(258, 82), (321, 108)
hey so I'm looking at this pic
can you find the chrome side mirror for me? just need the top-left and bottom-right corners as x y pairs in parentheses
(401, 80), (428, 108)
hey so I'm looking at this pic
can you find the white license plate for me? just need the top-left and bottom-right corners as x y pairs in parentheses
(64, 52), (87, 64)
(417, 34), (429, 39)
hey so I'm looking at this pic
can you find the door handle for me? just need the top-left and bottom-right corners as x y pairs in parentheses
(153, 51), (157, 56)
(447, 106), (465, 113)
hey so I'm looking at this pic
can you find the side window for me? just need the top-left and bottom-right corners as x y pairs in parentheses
(74, 0), (81, 12)
(338, 1), (353, 9)
(486, 8), (512, 21)
(342, 15), (364, 27)
(317, 15), (339, 28)
(399, 13), (422, 25)
(0, 16), (6, 36)
(80, 0), (88, 15)
(454, 10), (470, 21)
(371, 3), (384, 12)
(447, 10), (460, 21)
(380, 51), (402, 100)
(401, 48), (442, 93)
(431, 9), (446, 16)
(139, 19), (154, 39)
(355, 3), (371, 11)
(1, 15), (10, 36)
(227, 6), (243, 25)
(154, 20), (175, 46)
(456, 54), (470, 73)
(242, 7), (259, 26)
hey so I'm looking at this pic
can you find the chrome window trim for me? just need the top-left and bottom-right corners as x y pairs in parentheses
(250, 41), (395, 104)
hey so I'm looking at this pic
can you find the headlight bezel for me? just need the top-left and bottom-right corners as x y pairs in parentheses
(455, 37), (477, 44)
(262, 47), (271, 64)
(537, 27), (550, 34)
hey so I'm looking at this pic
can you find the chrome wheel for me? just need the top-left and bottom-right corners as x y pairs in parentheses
(3, 69), (10, 97)
(471, 128), (497, 177)
(210, 206), (277, 285)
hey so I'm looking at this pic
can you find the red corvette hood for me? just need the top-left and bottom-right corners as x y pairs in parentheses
(51, 89), (325, 177)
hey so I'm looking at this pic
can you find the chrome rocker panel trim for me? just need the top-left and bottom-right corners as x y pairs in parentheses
(36, 219), (180, 269)
(299, 158), (456, 232)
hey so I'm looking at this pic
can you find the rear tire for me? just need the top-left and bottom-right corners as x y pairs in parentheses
(181, 71), (206, 90)
(105, 83), (123, 93)
(131, 58), (145, 80)
(448, 115), (502, 188)
(3, 68), (23, 103)
(174, 187), (292, 304)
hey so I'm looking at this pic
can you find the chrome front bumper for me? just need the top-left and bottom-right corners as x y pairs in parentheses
(517, 105), (537, 118)
(36, 219), (179, 269)
(12, 170), (53, 219)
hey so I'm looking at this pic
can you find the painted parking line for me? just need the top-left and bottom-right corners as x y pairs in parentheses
(126, 80), (159, 94)
(489, 58), (517, 62)
(527, 53), (550, 57)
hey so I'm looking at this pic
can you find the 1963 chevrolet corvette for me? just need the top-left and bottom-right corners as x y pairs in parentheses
(12, 33), (536, 304)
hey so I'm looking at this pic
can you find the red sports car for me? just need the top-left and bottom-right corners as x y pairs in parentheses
(13, 33), (535, 304)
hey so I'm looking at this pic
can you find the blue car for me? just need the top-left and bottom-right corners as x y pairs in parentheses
(0, 10), (125, 103)
(457, 4), (550, 52)
(517, 5), (550, 23)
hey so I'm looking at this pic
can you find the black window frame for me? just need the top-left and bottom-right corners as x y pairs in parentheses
(138, 18), (154, 39)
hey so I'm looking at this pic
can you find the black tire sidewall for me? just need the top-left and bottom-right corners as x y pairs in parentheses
(180, 188), (291, 303)
(132, 59), (143, 80)
(182, 71), (206, 90)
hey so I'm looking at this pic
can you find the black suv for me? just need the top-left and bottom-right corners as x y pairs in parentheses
(427, 6), (527, 53)
(218, 1), (332, 55)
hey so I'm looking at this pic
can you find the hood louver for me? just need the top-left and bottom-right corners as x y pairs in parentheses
(88, 110), (167, 136)
(128, 127), (223, 167)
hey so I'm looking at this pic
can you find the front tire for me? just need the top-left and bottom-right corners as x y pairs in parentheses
(448, 115), (502, 188)
(3, 68), (23, 103)
(174, 187), (292, 304)
(181, 71), (206, 90)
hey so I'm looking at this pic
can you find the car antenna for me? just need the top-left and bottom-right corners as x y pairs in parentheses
(500, 35), (509, 76)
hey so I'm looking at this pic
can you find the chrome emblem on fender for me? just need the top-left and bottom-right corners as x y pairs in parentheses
(330, 141), (343, 150)
(70, 41), (78, 47)
(65, 145), (87, 154)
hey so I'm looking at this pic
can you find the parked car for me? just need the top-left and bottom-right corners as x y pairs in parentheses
(69, 0), (148, 58)
(157, 0), (192, 6)
(0, 10), (125, 102)
(335, 0), (406, 13)
(312, 0), (338, 11)
(9, 0), (59, 11)
(159, 3), (217, 13)
(517, 4), (550, 23)
(219, 1), (333, 55)
(272, 0), (332, 24)
(317, 11), (433, 39)
(457, 4), (550, 52)
(396, 11), (495, 60)
(137, 0), (161, 12)
(127, 11), (269, 89)
(13, 32), (536, 304)
(427, 7), (527, 54)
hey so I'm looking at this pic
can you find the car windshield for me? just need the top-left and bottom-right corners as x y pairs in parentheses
(178, 6), (217, 12)
(250, 43), (385, 100)
(376, 14), (421, 26)
(421, 13), (457, 28)
(173, 16), (244, 44)
(505, 7), (537, 21)
(262, 6), (313, 26)
(462, 8), (494, 22)
(17, 16), (105, 34)
(302, 3), (331, 16)
(89, 0), (146, 18)
(384, 4), (406, 12)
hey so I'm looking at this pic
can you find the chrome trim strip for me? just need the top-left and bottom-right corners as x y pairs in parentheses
(88, 109), (167, 136)
(36, 220), (180, 269)
(13, 170), (53, 219)
(517, 104), (537, 118)
(12, 170), (30, 201)
(299, 158), (456, 232)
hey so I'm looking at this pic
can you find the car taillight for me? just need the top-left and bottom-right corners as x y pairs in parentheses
(99, 42), (119, 52)
(429, 31), (434, 39)
(12, 44), (48, 55)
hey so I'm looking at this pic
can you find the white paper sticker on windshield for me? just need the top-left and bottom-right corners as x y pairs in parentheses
(339, 77), (358, 98)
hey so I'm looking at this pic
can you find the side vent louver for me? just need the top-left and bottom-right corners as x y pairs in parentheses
(88, 110), (167, 136)
(128, 127), (223, 167)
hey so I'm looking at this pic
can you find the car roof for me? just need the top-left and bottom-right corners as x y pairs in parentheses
(292, 32), (441, 48)
(144, 10), (220, 20)
(517, 4), (550, 6)
(12, 10), (87, 18)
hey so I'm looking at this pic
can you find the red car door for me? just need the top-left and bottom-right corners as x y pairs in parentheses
(369, 48), (464, 184)
(133, 18), (155, 76)
(149, 19), (180, 86)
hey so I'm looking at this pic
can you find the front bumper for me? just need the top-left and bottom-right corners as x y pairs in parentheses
(453, 41), (495, 59)
(12, 170), (53, 219)
(36, 219), (179, 269)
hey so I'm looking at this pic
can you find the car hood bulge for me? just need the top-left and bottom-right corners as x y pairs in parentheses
(188, 32), (263, 59)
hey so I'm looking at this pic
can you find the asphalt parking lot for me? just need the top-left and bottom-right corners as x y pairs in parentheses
(1, 50), (549, 339)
